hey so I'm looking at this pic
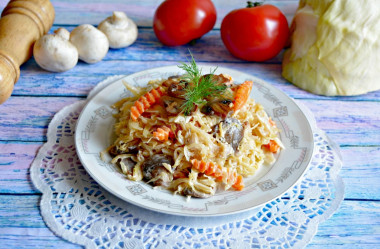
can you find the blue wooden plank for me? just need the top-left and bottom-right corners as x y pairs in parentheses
(0, 195), (378, 248)
(13, 59), (380, 101)
(0, 96), (81, 142)
(0, 0), (297, 27)
(1, 143), (379, 200)
(1, 95), (379, 146)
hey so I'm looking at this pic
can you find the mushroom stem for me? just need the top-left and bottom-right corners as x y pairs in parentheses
(54, 28), (70, 40)
(112, 11), (128, 27)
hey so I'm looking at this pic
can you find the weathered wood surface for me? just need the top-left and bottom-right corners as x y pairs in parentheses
(0, 0), (296, 27)
(1, 142), (379, 201)
(0, 0), (379, 248)
(1, 97), (379, 146)
(0, 195), (379, 248)
(9, 27), (380, 101)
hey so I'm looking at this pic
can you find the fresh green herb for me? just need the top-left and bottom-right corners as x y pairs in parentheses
(178, 53), (227, 115)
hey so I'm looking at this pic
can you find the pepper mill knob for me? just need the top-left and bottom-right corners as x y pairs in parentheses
(0, 0), (55, 104)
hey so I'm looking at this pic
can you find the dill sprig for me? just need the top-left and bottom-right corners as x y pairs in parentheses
(178, 53), (227, 115)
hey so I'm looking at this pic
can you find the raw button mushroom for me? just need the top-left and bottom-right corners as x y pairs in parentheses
(70, 24), (109, 64)
(98, 11), (138, 48)
(33, 28), (78, 72)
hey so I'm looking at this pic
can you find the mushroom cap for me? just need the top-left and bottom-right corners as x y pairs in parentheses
(98, 11), (138, 49)
(33, 28), (78, 72)
(70, 24), (109, 64)
(213, 118), (244, 152)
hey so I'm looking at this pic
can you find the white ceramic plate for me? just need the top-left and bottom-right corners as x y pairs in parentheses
(75, 65), (314, 217)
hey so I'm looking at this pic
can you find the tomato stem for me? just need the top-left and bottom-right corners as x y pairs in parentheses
(247, 1), (262, 8)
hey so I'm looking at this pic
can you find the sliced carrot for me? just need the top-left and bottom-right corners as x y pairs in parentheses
(268, 117), (276, 127)
(232, 175), (244, 191)
(233, 80), (253, 112)
(130, 86), (165, 121)
(153, 126), (171, 141)
(262, 140), (280, 153)
(140, 96), (150, 108)
(151, 88), (163, 101)
(205, 162), (217, 175)
(130, 106), (140, 121)
(190, 159), (244, 191)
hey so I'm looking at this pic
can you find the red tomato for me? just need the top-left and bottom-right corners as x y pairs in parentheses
(153, 0), (217, 46)
(220, 3), (289, 61)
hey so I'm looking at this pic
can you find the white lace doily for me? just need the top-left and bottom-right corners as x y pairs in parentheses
(31, 76), (344, 249)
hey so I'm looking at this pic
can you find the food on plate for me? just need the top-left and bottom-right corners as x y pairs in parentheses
(153, 0), (216, 46)
(106, 56), (283, 198)
(98, 11), (138, 49)
(33, 28), (78, 72)
(220, 2), (289, 61)
(282, 0), (380, 96)
(70, 24), (109, 64)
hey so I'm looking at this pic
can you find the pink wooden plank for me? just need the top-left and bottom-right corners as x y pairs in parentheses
(0, 96), (81, 142)
(38, 0), (298, 27)
(0, 142), (42, 193)
(301, 99), (380, 146)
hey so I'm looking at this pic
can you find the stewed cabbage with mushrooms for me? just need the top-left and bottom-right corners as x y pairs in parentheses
(106, 59), (283, 198)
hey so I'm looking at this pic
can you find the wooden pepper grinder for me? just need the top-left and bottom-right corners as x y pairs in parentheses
(0, 0), (55, 104)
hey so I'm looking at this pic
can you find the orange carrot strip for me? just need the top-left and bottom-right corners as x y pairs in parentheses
(190, 159), (244, 191)
(233, 80), (253, 112)
(151, 88), (162, 101)
(130, 86), (165, 121)
(130, 106), (140, 121)
(205, 162), (217, 176)
(153, 126), (171, 141)
(262, 140), (280, 153)
(146, 92), (156, 103)
(232, 175), (244, 191)
(135, 100), (145, 113)
(140, 96), (150, 108)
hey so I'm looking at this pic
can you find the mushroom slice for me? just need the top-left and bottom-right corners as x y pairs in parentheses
(162, 96), (185, 115)
(118, 157), (136, 175)
(202, 99), (233, 117)
(181, 186), (215, 198)
(175, 176), (216, 198)
(167, 79), (190, 98)
(201, 73), (232, 86)
(214, 118), (244, 151)
(108, 140), (139, 157)
(142, 155), (173, 187)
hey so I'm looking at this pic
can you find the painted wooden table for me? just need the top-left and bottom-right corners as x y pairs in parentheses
(0, 0), (379, 248)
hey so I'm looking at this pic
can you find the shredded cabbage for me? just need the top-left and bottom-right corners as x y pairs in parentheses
(107, 76), (283, 198)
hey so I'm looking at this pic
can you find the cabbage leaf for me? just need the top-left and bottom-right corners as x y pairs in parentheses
(282, 0), (380, 96)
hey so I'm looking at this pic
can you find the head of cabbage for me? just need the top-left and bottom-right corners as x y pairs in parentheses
(282, 0), (380, 96)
